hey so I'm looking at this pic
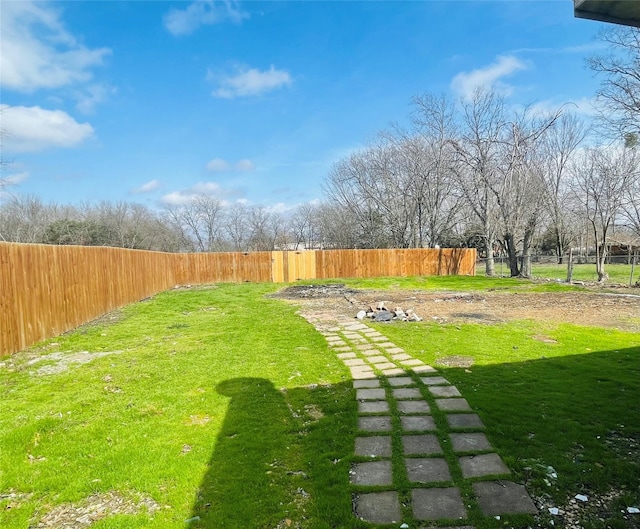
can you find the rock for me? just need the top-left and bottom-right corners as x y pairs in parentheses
(374, 311), (393, 322)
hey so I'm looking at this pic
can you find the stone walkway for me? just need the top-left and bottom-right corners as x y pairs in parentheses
(300, 309), (538, 527)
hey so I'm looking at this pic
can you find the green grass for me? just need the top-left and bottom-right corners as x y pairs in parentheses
(378, 319), (640, 528)
(0, 284), (360, 529)
(532, 262), (638, 285)
(1, 279), (639, 529)
(305, 274), (584, 292)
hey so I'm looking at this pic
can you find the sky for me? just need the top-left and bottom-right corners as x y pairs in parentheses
(0, 0), (614, 212)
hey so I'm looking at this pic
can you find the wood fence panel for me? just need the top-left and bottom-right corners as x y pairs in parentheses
(287, 251), (317, 281)
(1, 243), (475, 356)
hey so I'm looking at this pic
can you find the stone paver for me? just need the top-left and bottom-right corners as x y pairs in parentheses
(393, 387), (422, 399)
(365, 355), (388, 363)
(429, 385), (462, 398)
(397, 400), (430, 414)
(412, 365), (437, 373)
(402, 434), (443, 455)
(450, 432), (492, 452)
(387, 376), (414, 387)
(406, 457), (451, 483)
(351, 369), (377, 380)
(355, 436), (392, 457)
(356, 388), (386, 400)
(372, 362), (397, 370)
(351, 365), (375, 375)
(382, 368), (406, 376)
(354, 492), (401, 524)
(473, 481), (538, 515)
(353, 379), (380, 389)
(358, 400), (390, 414)
(300, 308), (536, 527)
(400, 415), (437, 431)
(447, 413), (485, 429)
(400, 359), (426, 367)
(421, 376), (450, 385)
(350, 460), (393, 485)
(435, 398), (472, 412)
(344, 358), (366, 366)
(358, 416), (392, 432)
(459, 453), (510, 478)
(411, 488), (467, 521)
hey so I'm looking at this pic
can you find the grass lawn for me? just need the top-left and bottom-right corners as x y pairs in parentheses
(1, 277), (639, 528)
(531, 263), (638, 285)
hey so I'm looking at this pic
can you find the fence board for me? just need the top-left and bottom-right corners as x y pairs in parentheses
(0, 243), (475, 355)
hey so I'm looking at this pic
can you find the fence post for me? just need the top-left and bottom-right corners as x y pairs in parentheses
(566, 248), (574, 283)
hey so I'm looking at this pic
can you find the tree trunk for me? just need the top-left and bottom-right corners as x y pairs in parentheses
(520, 227), (534, 278)
(555, 227), (563, 264)
(504, 232), (520, 277)
(484, 237), (495, 276)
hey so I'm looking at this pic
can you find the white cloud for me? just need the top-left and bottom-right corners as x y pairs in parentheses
(0, 1), (110, 93)
(1, 171), (29, 186)
(206, 158), (256, 172)
(0, 104), (94, 153)
(161, 181), (236, 205)
(206, 158), (231, 172)
(451, 55), (527, 101)
(193, 181), (224, 194)
(164, 0), (248, 36)
(132, 179), (160, 194)
(527, 97), (599, 118)
(75, 83), (116, 114)
(212, 65), (292, 98)
(235, 159), (255, 171)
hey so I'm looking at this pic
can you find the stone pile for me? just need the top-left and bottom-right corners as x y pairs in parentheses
(356, 301), (423, 322)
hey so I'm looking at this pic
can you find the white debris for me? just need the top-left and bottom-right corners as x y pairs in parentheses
(549, 507), (560, 515)
(575, 494), (588, 502)
(400, 524), (409, 529)
(627, 506), (640, 514)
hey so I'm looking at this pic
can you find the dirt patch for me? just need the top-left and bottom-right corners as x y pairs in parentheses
(27, 351), (121, 376)
(35, 491), (162, 528)
(435, 355), (475, 368)
(271, 284), (359, 299)
(277, 284), (640, 332)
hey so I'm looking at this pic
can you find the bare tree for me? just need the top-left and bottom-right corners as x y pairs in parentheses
(450, 89), (507, 276)
(621, 167), (640, 238)
(589, 27), (640, 139)
(0, 195), (67, 243)
(539, 113), (588, 263)
(161, 195), (224, 252)
(223, 203), (250, 251)
(572, 144), (638, 282)
(290, 202), (319, 249)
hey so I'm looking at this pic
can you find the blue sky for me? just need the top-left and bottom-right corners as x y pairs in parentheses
(0, 0), (611, 211)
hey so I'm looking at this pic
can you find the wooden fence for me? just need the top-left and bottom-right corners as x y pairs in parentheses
(0, 243), (475, 356)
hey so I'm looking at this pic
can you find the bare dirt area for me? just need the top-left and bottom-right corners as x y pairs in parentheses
(273, 284), (640, 332)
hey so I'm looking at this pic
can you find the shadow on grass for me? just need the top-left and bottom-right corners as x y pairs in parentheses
(189, 377), (360, 529)
(440, 346), (640, 506)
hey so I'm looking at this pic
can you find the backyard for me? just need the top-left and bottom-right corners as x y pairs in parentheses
(0, 274), (639, 529)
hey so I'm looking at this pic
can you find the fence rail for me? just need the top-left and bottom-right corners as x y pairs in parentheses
(0, 243), (476, 356)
